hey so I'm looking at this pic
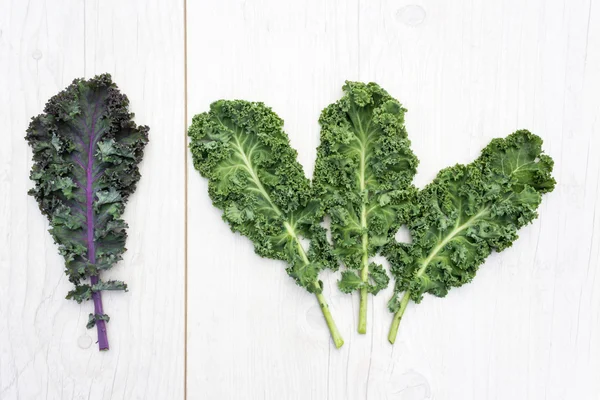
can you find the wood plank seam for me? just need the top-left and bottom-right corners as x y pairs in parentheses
(183, 0), (189, 398)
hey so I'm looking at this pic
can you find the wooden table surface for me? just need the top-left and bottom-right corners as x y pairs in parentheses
(1, 0), (599, 399)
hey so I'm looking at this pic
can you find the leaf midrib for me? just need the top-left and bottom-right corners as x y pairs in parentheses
(415, 207), (490, 279)
(230, 134), (310, 265)
(353, 110), (375, 283)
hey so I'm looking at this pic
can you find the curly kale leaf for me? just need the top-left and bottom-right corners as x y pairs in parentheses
(313, 82), (418, 333)
(26, 74), (148, 350)
(384, 130), (555, 343)
(188, 100), (343, 347)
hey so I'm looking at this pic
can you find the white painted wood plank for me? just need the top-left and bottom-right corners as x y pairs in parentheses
(2, 0), (599, 398)
(187, 0), (600, 399)
(0, 2), (87, 399)
(0, 0), (185, 399)
(185, 0), (360, 399)
(81, 1), (185, 398)
(357, 0), (600, 399)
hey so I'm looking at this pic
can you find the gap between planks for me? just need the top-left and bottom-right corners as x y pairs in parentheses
(183, 0), (189, 398)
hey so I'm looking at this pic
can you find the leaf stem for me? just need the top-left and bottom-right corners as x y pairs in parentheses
(358, 204), (369, 334)
(315, 291), (344, 348)
(230, 137), (344, 347)
(358, 287), (368, 334)
(90, 275), (109, 350)
(85, 104), (109, 351)
(388, 209), (491, 344)
(284, 223), (344, 347)
(388, 290), (411, 344)
(358, 236), (369, 334)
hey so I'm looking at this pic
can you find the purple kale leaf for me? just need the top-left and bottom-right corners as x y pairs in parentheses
(26, 74), (149, 351)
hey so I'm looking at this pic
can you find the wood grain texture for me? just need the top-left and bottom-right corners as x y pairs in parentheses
(0, 0), (184, 399)
(185, 0), (360, 398)
(186, 0), (600, 399)
(1, 0), (599, 399)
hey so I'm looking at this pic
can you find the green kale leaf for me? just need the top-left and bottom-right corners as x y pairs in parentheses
(313, 82), (418, 333)
(384, 130), (555, 343)
(189, 100), (343, 348)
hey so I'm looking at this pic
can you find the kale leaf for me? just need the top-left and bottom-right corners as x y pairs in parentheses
(384, 130), (555, 343)
(313, 82), (418, 333)
(26, 74), (148, 351)
(189, 100), (343, 347)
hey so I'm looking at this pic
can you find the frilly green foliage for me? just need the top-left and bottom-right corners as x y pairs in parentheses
(188, 100), (337, 293)
(314, 82), (418, 293)
(313, 82), (418, 332)
(189, 83), (556, 348)
(189, 100), (345, 347)
(384, 130), (555, 312)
